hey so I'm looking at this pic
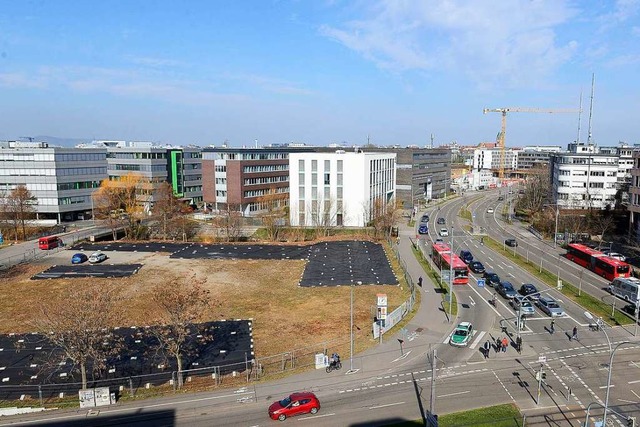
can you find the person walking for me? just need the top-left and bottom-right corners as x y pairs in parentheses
(501, 337), (508, 353)
(495, 336), (501, 353)
(483, 340), (491, 359)
(418, 276), (423, 287)
(550, 319), (555, 334)
(516, 336), (522, 354)
(571, 326), (578, 341)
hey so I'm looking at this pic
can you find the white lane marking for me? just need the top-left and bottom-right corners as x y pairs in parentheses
(599, 385), (614, 389)
(469, 296), (476, 306)
(488, 257), (494, 262)
(437, 390), (470, 398)
(632, 390), (640, 400)
(629, 379), (640, 384)
(298, 413), (335, 420)
(470, 331), (486, 350)
(443, 334), (450, 344)
(618, 399), (639, 404)
(369, 402), (405, 410)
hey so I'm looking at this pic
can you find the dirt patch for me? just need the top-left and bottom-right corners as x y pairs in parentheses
(0, 246), (407, 358)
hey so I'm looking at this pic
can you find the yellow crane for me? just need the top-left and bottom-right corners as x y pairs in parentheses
(483, 107), (580, 179)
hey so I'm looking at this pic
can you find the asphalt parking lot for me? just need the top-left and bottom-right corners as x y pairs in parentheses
(31, 264), (144, 280)
(0, 320), (253, 400)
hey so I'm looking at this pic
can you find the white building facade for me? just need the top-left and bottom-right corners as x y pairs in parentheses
(289, 151), (396, 227)
(550, 145), (619, 209)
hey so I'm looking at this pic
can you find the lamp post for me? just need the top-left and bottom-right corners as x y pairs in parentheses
(553, 205), (559, 248)
(449, 226), (454, 322)
(350, 281), (361, 373)
(584, 311), (630, 427)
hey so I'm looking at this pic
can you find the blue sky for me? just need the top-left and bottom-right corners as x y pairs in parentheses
(0, 0), (638, 147)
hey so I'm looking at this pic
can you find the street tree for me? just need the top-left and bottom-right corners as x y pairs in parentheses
(32, 285), (123, 389)
(92, 173), (145, 239)
(151, 277), (214, 388)
(152, 182), (182, 240)
(212, 203), (243, 242)
(309, 196), (337, 237)
(1, 185), (37, 240)
(515, 168), (550, 217)
(371, 198), (402, 240)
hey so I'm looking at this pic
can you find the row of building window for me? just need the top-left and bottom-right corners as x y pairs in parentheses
(244, 176), (288, 185)
(301, 172), (344, 186)
(107, 152), (168, 160)
(299, 159), (344, 173)
(0, 167), (107, 176)
(108, 164), (167, 172)
(244, 187), (289, 198)
(215, 165), (226, 172)
(243, 165), (288, 173)
(207, 152), (288, 161)
(0, 153), (55, 162)
(58, 181), (102, 191)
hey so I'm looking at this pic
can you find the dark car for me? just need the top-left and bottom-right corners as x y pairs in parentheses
(623, 303), (639, 317)
(268, 392), (320, 421)
(437, 217), (446, 225)
(459, 250), (473, 264)
(519, 284), (540, 300)
(71, 253), (88, 264)
(469, 261), (485, 274)
(418, 224), (428, 235)
(483, 271), (501, 287)
(420, 214), (430, 223)
(498, 196), (505, 201)
(505, 239), (518, 247)
(496, 281), (517, 299)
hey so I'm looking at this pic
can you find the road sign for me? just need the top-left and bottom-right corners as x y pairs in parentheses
(477, 279), (485, 288)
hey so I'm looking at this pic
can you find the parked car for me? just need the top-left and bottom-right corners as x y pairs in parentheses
(623, 303), (639, 317)
(268, 392), (320, 421)
(439, 228), (449, 237)
(604, 251), (626, 262)
(536, 296), (565, 317)
(498, 196), (505, 201)
(88, 252), (107, 264)
(437, 217), (446, 225)
(505, 239), (518, 247)
(486, 207), (494, 214)
(483, 271), (501, 287)
(435, 238), (444, 243)
(519, 284), (540, 300)
(71, 253), (88, 264)
(496, 281), (517, 299)
(469, 261), (485, 274)
(420, 214), (430, 223)
(459, 250), (473, 264)
(418, 224), (429, 235)
(510, 296), (535, 316)
(449, 322), (474, 347)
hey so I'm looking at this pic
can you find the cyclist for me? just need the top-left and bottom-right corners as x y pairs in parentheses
(331, 352), (341, 367)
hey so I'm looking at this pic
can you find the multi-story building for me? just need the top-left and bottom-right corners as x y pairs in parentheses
(550, 143), (619, 209)
(628, 151), (640, 239)
(0, 141), (107, 222)
(473, 148), (518, 173)
(201, 147), (314, 215)
(288, 151), (396, 227)
(361, 147), (450, 209)
(600, 142), (634, 197)
(167, 147), (203, 206)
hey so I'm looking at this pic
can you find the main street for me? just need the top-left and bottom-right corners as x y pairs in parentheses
(3, 193), (640, 426)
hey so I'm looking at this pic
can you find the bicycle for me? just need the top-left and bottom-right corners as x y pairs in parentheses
(326, 360), (342, 373)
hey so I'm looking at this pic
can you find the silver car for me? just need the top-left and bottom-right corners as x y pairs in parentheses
(88, 252), (107, 264)
(510, 296), (535, 316)
(536, 296), (565, 317)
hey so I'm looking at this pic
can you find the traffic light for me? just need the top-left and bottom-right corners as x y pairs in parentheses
(627, 416), (636, 427)
(541, 372), (547, 380)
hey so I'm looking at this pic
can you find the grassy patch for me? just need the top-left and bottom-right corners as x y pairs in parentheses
(438, 403), (522, 427)
(412, 244), (458, 317)
(484, 237), (632, 326)
(459, 208), (472, 222)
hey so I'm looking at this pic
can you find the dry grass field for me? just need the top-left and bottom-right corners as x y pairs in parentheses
(0, 241), (410, 359)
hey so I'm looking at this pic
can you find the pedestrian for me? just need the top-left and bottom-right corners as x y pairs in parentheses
(418, 276), (423, 287)
(550, 319), (555, 334)
(483, 340), (491, 359)
(501, 337), (508, 353)
(495, 336), (501, 353)
(572, 326), (578, 341)
(516, 336), (522, 354)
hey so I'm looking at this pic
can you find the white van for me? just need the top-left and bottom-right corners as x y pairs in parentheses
(609, 277), (640, 304)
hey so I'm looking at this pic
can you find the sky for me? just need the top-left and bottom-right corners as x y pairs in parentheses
(0, 0), (639, 148)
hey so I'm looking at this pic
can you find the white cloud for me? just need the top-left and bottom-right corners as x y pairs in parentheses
(319, 0), (579, 87)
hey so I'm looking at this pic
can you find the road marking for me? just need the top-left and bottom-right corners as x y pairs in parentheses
(470, 331), (486, 349)
(618, 399), (638, 404)
(599, 385), (614, 389)
(469, 296), (476, 306)
(443, 334), (450, 344)
(629, 380), (640, 384)
(632, 390), (640, 400)
(437, 391), (470, 398)
(369, 402), (405, 410)
(298, 413), (335, 420)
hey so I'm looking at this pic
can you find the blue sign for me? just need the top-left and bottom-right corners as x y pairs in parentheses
(477, 279), (485, 288)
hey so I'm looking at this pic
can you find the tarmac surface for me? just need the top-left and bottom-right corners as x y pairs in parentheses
(0, 320), (253, 400)
(31, 264), (144, 280)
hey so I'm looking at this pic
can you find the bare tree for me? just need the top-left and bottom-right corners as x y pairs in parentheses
(31, 285), (123, 389)
(592, 213), (617, 247)
(92, 173), (145, 239)
(371, 198), (402, 240)
(257, 188), (288, 241)
(151, 276), (213, 388)
(1, 185), (37, 240)
(152, 182), (182, 240)
(515, 168), (550, 216)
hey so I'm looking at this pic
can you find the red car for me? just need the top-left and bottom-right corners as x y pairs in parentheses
(268, 391), (320, 421)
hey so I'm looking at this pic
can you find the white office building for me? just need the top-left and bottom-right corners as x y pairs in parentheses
(473, 148), (518, 172)
(550, 144), (619, 209)
(0, 141), (107, 222)
(289, 151), (396, 227)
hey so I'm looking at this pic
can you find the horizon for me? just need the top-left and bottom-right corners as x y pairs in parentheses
(1, 1), (638, 147)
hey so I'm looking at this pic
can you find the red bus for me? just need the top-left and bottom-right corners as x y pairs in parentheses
(38, 236), (62, 250)
(431, 243), (469, 285)
(565, 243), (631, 281)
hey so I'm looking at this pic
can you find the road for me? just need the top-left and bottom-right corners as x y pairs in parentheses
(3, 194), (640, 427)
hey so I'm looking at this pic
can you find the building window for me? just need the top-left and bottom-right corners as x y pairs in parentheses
(312, 160), (317, 172)
(324, 160), (330, 171)
(299, 159), (304, 171)
(337, 160), (343, 172)
(312, 173), (317, 185)
(324, 173), (330, 185)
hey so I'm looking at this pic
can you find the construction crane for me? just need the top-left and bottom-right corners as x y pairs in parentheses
(483, 107), (580, 179)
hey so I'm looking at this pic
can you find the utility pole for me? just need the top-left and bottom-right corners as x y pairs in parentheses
(429, 348), (437, 414)
(449, 226), (454, 321)
(536, 364), (545, 405)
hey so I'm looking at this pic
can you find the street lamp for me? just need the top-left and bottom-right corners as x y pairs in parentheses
(584, 311), (630, 427)
(449, 226), (454, 322)
(350, 281), (361, 373)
